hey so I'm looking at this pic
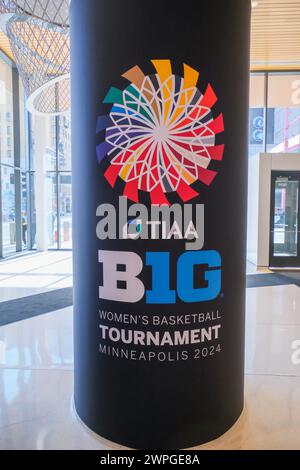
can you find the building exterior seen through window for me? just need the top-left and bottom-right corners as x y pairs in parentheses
(29, 114), (72, 251)
(249, 72), (300, 158)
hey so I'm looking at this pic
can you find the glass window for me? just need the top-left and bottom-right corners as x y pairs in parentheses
(0, 57), (17, 257)
(45, 116), (57, 171)
(19, 81), (27, 170)
(58, 116), (71, 171)
(249, 74), (266, 158)
(0, 59), (14, 166)
(1, 165), (16, 256)
(0, 60), (71, 256)
(21, 171), (28, 248)
(59, 173), (72, 249)
(29, 113), (73, 252)
(28, 114), (35, 172)
(29, 172), (36, 249)
(46, 172), (58, 249)
(267, 74), (300, 154)
(44, 116), (72, 250)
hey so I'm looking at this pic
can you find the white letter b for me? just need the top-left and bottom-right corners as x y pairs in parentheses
(98, 250), (145, 303)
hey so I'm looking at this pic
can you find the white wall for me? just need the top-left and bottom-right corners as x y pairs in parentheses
(247, 153), (300, 267)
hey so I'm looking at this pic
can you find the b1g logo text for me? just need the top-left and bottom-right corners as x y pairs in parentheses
(96, 198), (222, 304)
(99, 249), (221, 304)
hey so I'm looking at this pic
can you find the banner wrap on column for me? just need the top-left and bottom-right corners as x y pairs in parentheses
(71, 0), (251, 450)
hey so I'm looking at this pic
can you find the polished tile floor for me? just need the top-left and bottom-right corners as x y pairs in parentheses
(0, 252), (73, 303)
(0, 253), (300, 450)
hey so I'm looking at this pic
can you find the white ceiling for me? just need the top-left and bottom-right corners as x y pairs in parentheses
(251, 0), (300, 70)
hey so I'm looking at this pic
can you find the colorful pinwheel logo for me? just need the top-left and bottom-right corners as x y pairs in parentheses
(96, 60), (224, 205)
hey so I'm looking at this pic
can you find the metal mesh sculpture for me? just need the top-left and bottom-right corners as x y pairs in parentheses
(9, 1), (69, 26)
(0, 0), (70, 115)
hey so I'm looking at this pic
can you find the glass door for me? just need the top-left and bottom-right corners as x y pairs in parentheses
(270, 171), (300, 268)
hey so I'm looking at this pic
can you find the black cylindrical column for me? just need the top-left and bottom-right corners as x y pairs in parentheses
(71, 0), (251, 449)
